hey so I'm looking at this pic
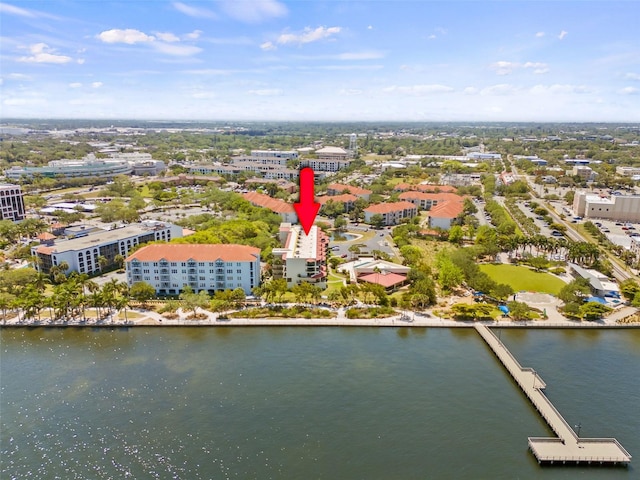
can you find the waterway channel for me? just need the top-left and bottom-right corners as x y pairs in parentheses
(1, 327), (638, 479)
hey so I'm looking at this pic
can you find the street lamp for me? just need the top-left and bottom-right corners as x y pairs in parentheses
(575, 423), (582, 437)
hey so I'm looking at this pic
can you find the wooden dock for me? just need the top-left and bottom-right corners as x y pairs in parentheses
(475, 324), (632, 466)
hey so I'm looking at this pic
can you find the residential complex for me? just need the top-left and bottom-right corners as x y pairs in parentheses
(242, 191), (298, 223)
(364, 201), (418, 226)
(615, 166), (640, 177)
(126, 243), (260, 296)
(326, 183), (372, 200)
(4, 153), (165, 180)
(300, 146), (351, 172)
(272, 223), (328, 288)
(0, 183), (26, 222)
(573, 191), (640, 222)
(32, 221), (183, 275)
(317, 193), (358, 212)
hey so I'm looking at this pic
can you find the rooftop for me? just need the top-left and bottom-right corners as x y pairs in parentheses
(127, 244), (260, 262)
(242, 191), (295, 213)
(364, 201), (416, 215)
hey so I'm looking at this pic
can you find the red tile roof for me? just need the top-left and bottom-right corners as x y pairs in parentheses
(327, 183), (372, 196)
(364, 201), (417, 215)
(429, 199), (464, 219)
(126, 244), (260, 262)
(317, 193), (358, 205)
(37, 232), (56, 240)
(359, 271), (407, 288)
(398, 191), (462, 203)
(242, 191), (295, 213)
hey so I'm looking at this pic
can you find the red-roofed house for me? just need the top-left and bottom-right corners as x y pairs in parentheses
(398, 191), (463, 211)
(126, 243), (261, 296)
(242, 191), (297, 223)
(428, 200), (465, 230)
(317, 193), (358, 212)
(327, 183), (372, 200)
(364, 201), (417, 226)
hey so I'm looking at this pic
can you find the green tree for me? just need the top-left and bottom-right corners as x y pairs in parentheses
(579, 301), (612, 321)
(437, 257), (464, 293)
(619, 279), (640, 302)
(130, 281), (156, 304)
(369, 213), (385, 229)
(447, 225), (464, 245)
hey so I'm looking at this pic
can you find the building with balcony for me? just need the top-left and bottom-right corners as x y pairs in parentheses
(301, 146), (351, 172)
(242, 191), (298, 223)
(0, 183), (26, 222)
(126, 243), (260, 296)
(31, 221), (182, 275)
(364, 201), (418, 226)
(272, 223), (328, 288)
(326, 183), (372, 200)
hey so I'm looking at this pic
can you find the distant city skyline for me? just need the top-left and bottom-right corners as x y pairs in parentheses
(1, 1), (639, 122)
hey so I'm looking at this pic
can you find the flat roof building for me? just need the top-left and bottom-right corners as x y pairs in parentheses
(32, 221), (182, 275)
(272, 223), (328, 288)
(573, 191), (640, 222)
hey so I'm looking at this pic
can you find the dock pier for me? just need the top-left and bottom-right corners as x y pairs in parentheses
(475, 324), (631, 466)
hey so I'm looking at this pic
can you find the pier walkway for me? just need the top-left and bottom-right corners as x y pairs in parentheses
(475, 324), (631, 466)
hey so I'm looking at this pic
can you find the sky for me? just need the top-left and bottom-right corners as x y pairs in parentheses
(1, 0), (639, 122)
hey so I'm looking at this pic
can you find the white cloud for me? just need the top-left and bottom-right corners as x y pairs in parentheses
(191, 91), (216, 99)
(0, 2), (61, 20)
(156, 32), (180, 43)
(480, 84), (517, 96)
(69, 82), (82, 88)
(91, 81), (103, 88)
(248, 88), (282, 96)
(383, 84), (454, 95)
(523, 62), (549, 74)
(490, 61), (518, 75)
(367, 25), (373, 30)
(3, 97), (46, 106)
(260, 41), (276, 51)
(219, 0), (287, 23)
(530, 84), (591, 95)
(97, 29), (155, 44)
(428, 34), (437, 40)
(18, 43), (72, 64)
(77, 58), (85, 64)
(535, 31), (545, 37)
(619, 86), (638, 95)
(152, 42), (202, 56)
(463, 87), (479, 95)
(624, 73), (640, 81)
(172, 2), (217, 19)
(277, 26), (342, 45)
(558, 30), (568, 40)
(183, 30), (202, 40)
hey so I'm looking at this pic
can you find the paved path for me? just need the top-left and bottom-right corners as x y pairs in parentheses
(476, 324), (632, 465)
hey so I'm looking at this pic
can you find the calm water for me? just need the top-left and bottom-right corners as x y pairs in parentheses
(1, 327), (638, 479)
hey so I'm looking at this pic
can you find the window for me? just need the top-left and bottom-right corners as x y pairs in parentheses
(171, 269), (178, 274)
(236, 269), (242, 273)
(227, 269), (233, 273)
(199, 276), (206, 281)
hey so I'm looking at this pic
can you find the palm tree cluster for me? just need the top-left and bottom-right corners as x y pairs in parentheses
(3, 272), (130, 324)
(500, 235), (599, 266)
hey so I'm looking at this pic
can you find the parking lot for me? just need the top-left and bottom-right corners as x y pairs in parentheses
(591, 219), (640, 249)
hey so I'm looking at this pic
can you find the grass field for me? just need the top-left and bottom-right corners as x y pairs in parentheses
(479, 264), (566, 295)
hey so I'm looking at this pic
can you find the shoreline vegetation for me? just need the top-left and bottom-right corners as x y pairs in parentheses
(2, 305), (638, 329)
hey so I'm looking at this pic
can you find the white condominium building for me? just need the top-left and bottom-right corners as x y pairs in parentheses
(126, 243), (261, 296)
(272, 223), (329, 288)
(0, 183), (26, 222)
(301, 146), (351, 172)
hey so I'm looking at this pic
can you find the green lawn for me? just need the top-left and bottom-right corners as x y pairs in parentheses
(479, 264), (566, 295)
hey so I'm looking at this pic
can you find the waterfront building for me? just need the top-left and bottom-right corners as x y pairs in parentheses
(0, 183), (26, 222)
(126, 243), (260, 296)
(242, 191), (298, 223)
(364, 201), (417, 226)
(272, 223), (328, 288)
(573, 191), (640, 222)
(567, 263), (621, 299)
(31, 221), (182, 275)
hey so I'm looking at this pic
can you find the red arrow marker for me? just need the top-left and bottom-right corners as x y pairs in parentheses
(294, 167), (320, 235)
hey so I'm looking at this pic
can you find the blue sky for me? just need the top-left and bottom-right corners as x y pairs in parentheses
(1, 1), (639, 121)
